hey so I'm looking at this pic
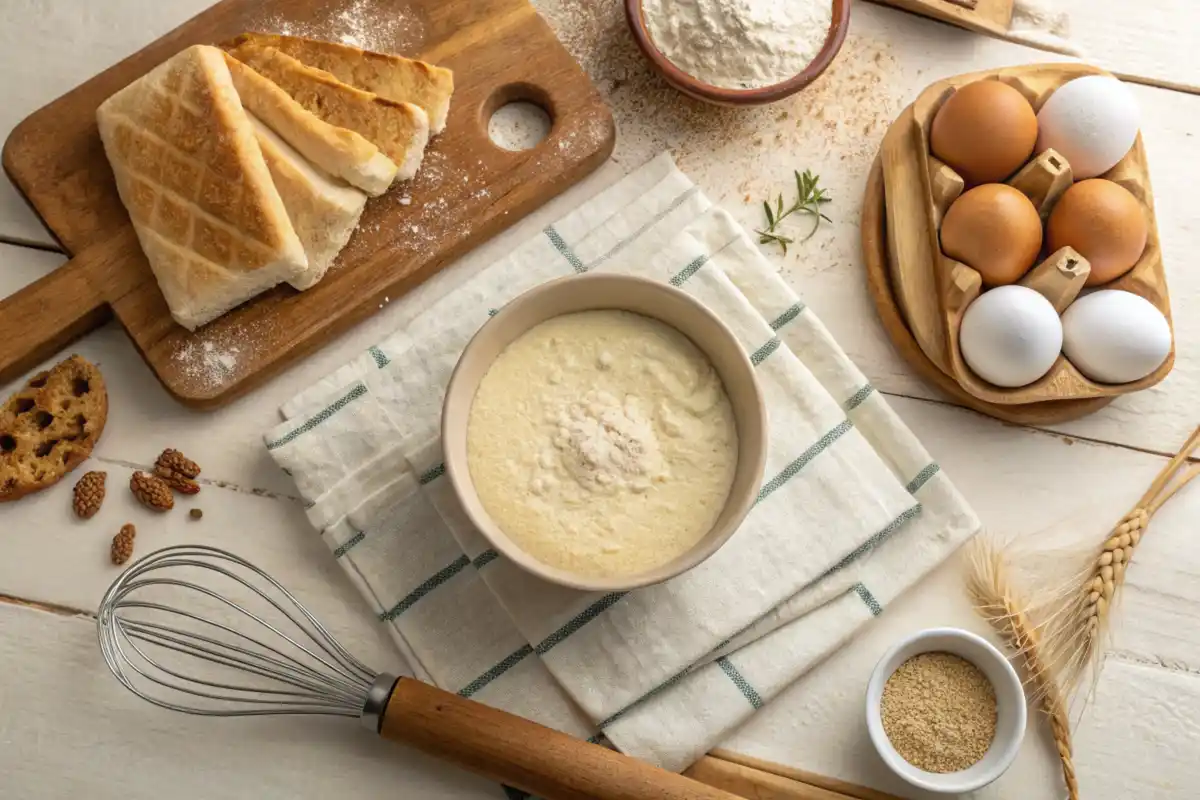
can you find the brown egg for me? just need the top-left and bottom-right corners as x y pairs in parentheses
(1047, 179), (1148, 286)
(941, 184), (1043, 286)
(931, 80), (1039, 185)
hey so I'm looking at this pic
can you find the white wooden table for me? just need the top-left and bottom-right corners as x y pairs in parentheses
(2, 3), (1198, 798)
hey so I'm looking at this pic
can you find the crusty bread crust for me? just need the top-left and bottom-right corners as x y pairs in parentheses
(224, 53), (397, 196)
(251, 115), (368, 290)
(228, 33), (454, 134)
(96, 45), (308, 330)
(227, 42), (430, 182)
(0, 356), (108, 503)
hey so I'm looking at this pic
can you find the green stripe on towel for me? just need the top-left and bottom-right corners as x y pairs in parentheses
(843, 383), (875, 411)
(906, 463), (941, 494)
(717, 657), (763, 709)
(756, 419), (853, 504)
(826, 504), (923, 574)
(598, 667), (695, 729)
(543, 226), (585, 273)
(585, 186), (702, 274)
(472, 549), (500, 569)
(419, 463), (445, 485)
(669, 255), (708, 287)
(769, 303), (805, 331)
(380, 555), (471, 621)
(853, 583), (883, 616)
(458, 644), (535, 698)
(750, 336), (782, 366)
(535, 592), (628, 655)
(333, 531), (366, 559)
(368, 346), (389, 369)
(265, 383), (367, 450)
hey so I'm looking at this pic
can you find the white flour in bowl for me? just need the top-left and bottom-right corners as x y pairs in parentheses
(642, 0), (833, 90)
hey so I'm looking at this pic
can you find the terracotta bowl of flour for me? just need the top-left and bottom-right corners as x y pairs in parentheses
(624, 0), (851, 106)
(442, 273), (767, 593)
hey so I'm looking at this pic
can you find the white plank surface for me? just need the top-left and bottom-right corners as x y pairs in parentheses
(1, 1), (1199, 798)
(0, 602), (499, 800)
(724, 395), (1200, 798)
(1059, 0), (1200, 93)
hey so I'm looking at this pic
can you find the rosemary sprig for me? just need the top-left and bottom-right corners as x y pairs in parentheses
(756, 169), (833, 254)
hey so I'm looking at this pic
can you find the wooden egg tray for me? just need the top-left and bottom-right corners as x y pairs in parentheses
(871, 62), (1174, 409)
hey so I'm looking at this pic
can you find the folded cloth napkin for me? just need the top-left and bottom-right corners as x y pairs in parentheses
(265, 153), (981, 772)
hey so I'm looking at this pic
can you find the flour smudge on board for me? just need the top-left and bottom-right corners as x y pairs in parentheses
(250, 0), (423, 53)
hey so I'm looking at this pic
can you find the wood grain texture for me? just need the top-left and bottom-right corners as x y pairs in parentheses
(866, 0), (1013, 37)
(0, 0), (614, 408)
(874, 63), (1173, 414)
(881, 106), (950, 375)
(380, 678), (741, 800)
(704, 752), (905, 800)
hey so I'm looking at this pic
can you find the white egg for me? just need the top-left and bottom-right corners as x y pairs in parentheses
(1062, 290), (1171, 384)
(1036, 75), (1140, 179)
(959, 286), (1063, 388)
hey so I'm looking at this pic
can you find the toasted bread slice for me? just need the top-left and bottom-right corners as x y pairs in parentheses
(224, 53), (397, 195)
(228, 33), (454, 134)
(97, 45), (308, 330)
(0, 355), (107, 503)
(250, 114), (368, 290)
(227, 43), (430, 182)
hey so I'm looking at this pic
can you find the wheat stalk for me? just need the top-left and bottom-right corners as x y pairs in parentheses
(966, 425), (1200, 800)
(1066, 426), (1200, 690)
(967, 539), (1079, 799)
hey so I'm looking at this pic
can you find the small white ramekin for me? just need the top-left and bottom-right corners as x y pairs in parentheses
(865, 627), (1027, 794)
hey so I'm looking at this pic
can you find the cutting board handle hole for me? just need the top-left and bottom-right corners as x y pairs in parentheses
(484, 82), (555, 152)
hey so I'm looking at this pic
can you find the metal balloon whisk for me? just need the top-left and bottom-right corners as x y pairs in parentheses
(97, 544), (395, 730)
(94, 545), (745, 800)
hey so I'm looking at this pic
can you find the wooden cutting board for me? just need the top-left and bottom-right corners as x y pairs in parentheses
(866, 0), (1013, 37)
(0, 0), (614, 408)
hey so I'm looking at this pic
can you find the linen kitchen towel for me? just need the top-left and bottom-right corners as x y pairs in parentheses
(265, 153), (981, 771)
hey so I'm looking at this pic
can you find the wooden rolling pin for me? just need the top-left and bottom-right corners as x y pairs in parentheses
(380, 679), (896, 799)
(382, 678), (741, 800)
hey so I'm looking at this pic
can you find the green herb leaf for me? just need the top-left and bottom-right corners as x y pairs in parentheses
(755, 169), (834, 254)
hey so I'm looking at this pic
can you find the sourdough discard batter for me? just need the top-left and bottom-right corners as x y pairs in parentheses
(467, 310), (739, 578)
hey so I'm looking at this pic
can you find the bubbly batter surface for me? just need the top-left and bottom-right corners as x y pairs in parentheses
(467, 310), (739, 578)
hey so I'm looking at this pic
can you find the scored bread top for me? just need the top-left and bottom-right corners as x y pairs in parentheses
(0, 356), (108, 503)
(96, 44), (308, 330)
(224, 53), (397, 196)
(97, 45), (303, 274)
(226, 42), (431, 182)
(227, 32), (454, 134)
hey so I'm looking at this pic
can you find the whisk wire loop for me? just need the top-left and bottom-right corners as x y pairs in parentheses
(118, 614), (364, 704)
(98, 545), (390, 720)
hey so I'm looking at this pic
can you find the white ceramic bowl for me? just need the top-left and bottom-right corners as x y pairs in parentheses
(441, 273), (768, 593)
(865, 627), (1027, 794)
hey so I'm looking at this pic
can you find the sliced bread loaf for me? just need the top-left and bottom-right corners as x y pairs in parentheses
(227, 42), (430, 183)
(224, 53), (397, 196)
(228, 33), (454, 134)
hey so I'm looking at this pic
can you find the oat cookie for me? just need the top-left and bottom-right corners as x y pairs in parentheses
(0, 356), (107, 503)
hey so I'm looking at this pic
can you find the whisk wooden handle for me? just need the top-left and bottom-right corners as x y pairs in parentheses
(379, 678), (742, 800)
